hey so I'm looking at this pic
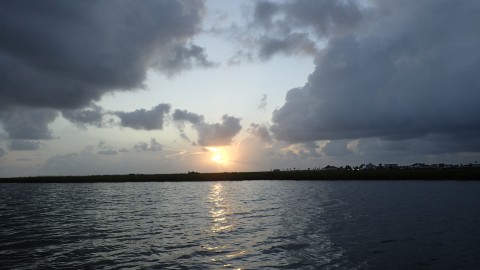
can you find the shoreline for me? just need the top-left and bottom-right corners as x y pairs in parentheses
(1, 168), (480, 183)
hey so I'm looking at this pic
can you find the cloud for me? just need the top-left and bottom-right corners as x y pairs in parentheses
(241, 0), (363, 60)
(258, 94), (268, 110)
(98, 149), (118, 156)
(92, 140), (118, 156)
(173, 109), (242, 146)
(253, 0), (362, 35)
(233, 136), (325, 171)
(355, 134), (480, 158)
(172, 109), (205, 142)
(248, 123), (272, 143)
(8, 140), (41, 151)
(253, 1), (279, 26)
(321, 140), (353, 157)
(0, 147), (5, 157)
(115, 104), (171, 130)
(0, 0), (207, 110)
(270, 0), (480, 157)
(153, 44), (216, 77)
(303, 141), (322, 158)
(0, 1), (210, 145)
(0, 108), (58, 140)
(62, 104), (106, 128)
(172, 109), (204, 124)
(98, 140), (107, 149)
(134, 138), (163, 152)
(197, 115), (242, 146)
(258, 33), (317, 60)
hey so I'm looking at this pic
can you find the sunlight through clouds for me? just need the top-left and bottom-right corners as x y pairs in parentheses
(1, 0), (480, 176)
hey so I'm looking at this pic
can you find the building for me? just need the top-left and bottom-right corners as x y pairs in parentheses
(364, 163), (377, 170)
(384, 163), (399, 169)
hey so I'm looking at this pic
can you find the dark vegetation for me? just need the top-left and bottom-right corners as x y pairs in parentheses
(1, 168), (480, 183)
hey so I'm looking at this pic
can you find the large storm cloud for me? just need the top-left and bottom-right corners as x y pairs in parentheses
(0, 0), (208, 142)
(268, 0), (480, 154)
(0, 0), (207, 109)
(251, 0), (362, 60)
(0, 108), (58, 140)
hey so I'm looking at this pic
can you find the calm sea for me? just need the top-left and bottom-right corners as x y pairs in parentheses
(1, 180), (479, 269)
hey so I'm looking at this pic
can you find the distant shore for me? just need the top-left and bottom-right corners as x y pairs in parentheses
(1, 168), (480, 183)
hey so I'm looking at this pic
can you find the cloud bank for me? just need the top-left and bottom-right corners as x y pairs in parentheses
(249, 0), (362, 60)
(265, 0), (480, 156)
(0, 0), (207, 110)
(0, 109), (58, 140)
(0, 0), (208, 144)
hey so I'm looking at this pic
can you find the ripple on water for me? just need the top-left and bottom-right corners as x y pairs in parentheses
(1, 181), (480, 269)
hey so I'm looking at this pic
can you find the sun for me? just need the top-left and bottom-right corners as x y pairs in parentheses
(212, 153), (223, 163)
(208, 147), (228, 166)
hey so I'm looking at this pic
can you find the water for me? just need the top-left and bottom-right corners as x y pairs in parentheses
(1, 181), (480, 269)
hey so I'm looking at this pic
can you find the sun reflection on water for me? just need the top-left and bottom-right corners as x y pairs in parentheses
(208, 183), (235, 233)
(203, 183), (246, 268)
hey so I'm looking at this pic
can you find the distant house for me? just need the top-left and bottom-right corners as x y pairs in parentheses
(384, 163), (398, 169)
(410, 163), (429, 169)
(323, 165), (339, 171)
(364, 163), (377, 170)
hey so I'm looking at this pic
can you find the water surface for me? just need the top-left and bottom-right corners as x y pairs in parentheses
(1, 181), (479, 269)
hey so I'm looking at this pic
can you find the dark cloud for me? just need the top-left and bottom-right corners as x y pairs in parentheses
(271, 0), (480, 157)
(0, 108), (58, 140)
(62, 104), (105, 128)
(258, 33), (317, 60)
(302, 141), (321, 158)
(0, 1), (209, 144)
(248, 0), (362, 60)
(254, 1), (279, 27)
(115, 104), (171, 130)
(322, 140), (353, 157)
(134, 138), (163, 152)
(248, 123), (272, 143)
(154, 44), (216, 77)
(172, 109), (204, 124)
(356, 134), (480, 158)
(278, 0), (362, 36)
(8, 140), (41, 151)
(0, 0), (207, 110)
(173, 110), (242, 146)
(0, 147), (5, 157)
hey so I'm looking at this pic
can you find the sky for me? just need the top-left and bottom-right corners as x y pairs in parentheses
(1, 0), (480, 177)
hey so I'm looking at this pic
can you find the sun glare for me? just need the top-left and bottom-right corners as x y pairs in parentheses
(208, 147), (228, 166)
(212, 154), (222, 163)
